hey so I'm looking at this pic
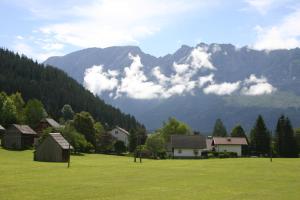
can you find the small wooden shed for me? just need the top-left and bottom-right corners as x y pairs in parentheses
(2, 124), (37, 149)
(34, 133), (73, 162)
(35, 118), (63, 136)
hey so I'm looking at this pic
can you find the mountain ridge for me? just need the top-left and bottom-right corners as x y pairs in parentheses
(44, 43), (300, 132)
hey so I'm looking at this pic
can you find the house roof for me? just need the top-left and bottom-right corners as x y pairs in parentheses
(43, 118), (62, 129)
(12, 124), (37, 135)
(171, 135), (207, 149)
(212, 137), (248, 145)
(50, 133), (73, 150)
(115, 126), (129, 136)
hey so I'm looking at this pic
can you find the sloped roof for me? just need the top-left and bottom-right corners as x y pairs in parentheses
(50, 133), (73, 150)
(212, 137), (248, 145)
(0, 125), (5, 130)
(115, 126), (129, 136)
(44, 118), (62, 128)
(13, 124), (37, 135)
(171, 135), (207, 149)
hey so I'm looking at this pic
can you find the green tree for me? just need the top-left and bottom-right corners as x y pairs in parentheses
(231, 124), (247, 138)
(160, 117), (191, 142)
(114, 140), (126, 155)
(1, 96), (17, 126)
(61, 104), (74, 121)
(275, 115), (298, 157)
(24, 99), (47, 128)
(212, 118), (227, 137)
(96, 132), (114, 153)
(295, 128), (300, 153)
(129, 127), (147, 152)
(60, 124), (89, 153)
(250, 115), (271, 156)
(145, 134), (165, 158)
(73, 112), (96, 146)
(10, 92), (25, 123)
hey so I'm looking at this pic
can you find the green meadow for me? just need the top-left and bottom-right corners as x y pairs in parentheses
(0, 148), (299, 200)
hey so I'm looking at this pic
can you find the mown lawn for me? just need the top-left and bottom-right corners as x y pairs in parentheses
(0, 148), (299, 200)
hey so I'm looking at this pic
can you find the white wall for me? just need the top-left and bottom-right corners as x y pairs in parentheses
(109, 128), (129, 146)
(173, 148), (203, 157)
(216, 144), (242, 156)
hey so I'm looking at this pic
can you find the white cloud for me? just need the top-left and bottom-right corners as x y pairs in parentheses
(83, 65), (119, 95)
(245, 0), (275, 15)
(173, 62), (190, 74)
(203, 81), (241, 95)
(253, 9), (300, 50)
(198, 74), (215, 87)
(241, 74), (277, 95)
(9, 0), (220, 61)
(188, 46), (216, 70)
(116, 54), (164, 99)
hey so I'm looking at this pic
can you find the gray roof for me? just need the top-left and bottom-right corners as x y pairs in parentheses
(115, 126), (129, 136)
(0, 125), (5, 130)
(171, 135), (207, 149)
(13, 124), (37, 135)
(44, 118), (62, 128)
(50, 133), (73, 150)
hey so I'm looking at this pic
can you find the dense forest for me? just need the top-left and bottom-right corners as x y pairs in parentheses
(0, 48), (145, 132)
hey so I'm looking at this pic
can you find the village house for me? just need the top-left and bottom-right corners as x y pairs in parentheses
(35, 118), (63, 136)
(0, 125), (5, 145)
(211, 137), (248, 156)
(34, 133), (73, 162)
(109, 126), (129, 147)
(2, 124), (37, 150)
(169, 135), (207, 158)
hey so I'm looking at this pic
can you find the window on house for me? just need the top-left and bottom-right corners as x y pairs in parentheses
(178, 149), (182, 154)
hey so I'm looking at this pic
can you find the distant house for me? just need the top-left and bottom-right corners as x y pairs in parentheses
(35, 118), (63, 136)
(2, 124), (37, 150)
(0, 125), (5, 145)
(170, 135), (207, 158)
(34, 133), (73, 162)
(211, 137), (248, 156)
(109, 126), (129, 146)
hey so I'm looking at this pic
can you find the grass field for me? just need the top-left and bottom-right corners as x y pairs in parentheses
(0, 148), (299, 200)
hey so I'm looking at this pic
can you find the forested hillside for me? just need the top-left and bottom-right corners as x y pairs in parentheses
(0, 48), (145, 132)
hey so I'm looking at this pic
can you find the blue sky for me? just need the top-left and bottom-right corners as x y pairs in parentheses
(1, 0), (300, 61)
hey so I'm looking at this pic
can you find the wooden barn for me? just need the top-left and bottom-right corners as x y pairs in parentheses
(34, 133), (73, 162)
(2, 124), (37, 150)
(35, 118), (63, 136)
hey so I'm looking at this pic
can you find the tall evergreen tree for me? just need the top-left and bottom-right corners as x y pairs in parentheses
(275, 115), (298, 157)
(231, 124), (247, 138)
(212, 118), (227, 137)
(250, 115), (270, 156)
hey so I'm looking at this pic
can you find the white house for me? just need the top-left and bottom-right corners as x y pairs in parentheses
(212, 137), (248, 156)
(109, 126), (130, 147)
(170, 135), (207, 158)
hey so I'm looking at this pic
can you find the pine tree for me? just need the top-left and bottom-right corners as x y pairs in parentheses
(250, 115), (270, 156)
(275, 115), (298, 157)
(231, 124), (247, 138)
(212, 118), (227, 137)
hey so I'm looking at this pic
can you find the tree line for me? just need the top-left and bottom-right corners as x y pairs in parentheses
(212, 115), (299, 157)
(0, 48), (145, 132)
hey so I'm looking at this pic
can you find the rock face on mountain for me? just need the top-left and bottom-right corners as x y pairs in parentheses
(44, 43), (300, 132)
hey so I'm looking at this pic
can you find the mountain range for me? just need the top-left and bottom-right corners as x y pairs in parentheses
(44, 43), (300, 133)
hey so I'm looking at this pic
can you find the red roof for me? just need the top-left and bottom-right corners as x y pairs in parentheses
(212, 137), (248, 145)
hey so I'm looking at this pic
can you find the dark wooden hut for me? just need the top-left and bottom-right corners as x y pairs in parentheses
(34, 133), (73, 162)
(35, 118), (63, 136)
(2, 124), (37, 149)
